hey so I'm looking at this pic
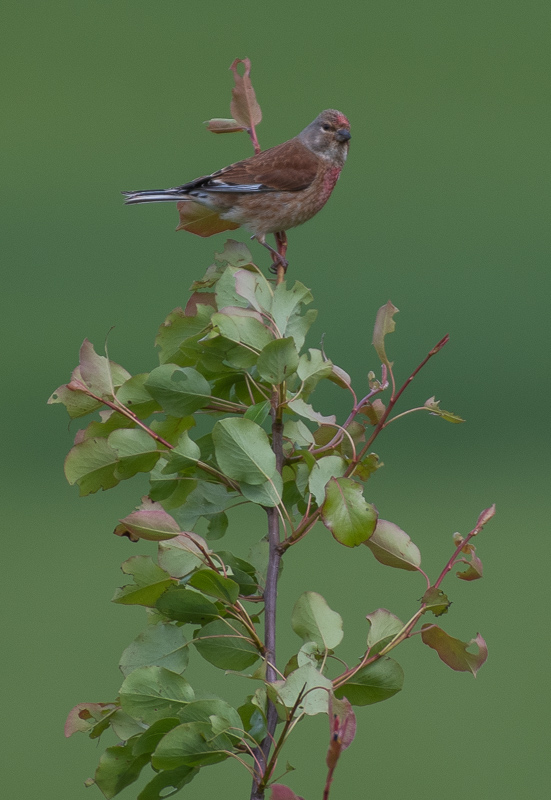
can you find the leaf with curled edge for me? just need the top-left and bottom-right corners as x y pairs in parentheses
(424, 396), (465, 424)
(453, 535), (484, 581)
(372, 301), (399, 369)
(421, 626), (488, 676)
(114, 499), (181, 543)
(230, 58), (262, 129)
(205, 117), (244, 133)
(363, 519), (421, 571)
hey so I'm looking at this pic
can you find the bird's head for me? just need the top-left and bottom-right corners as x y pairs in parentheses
(299, 110), (351, 165)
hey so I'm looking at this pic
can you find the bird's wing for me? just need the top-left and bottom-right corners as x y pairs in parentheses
(177, 139), (321, 194)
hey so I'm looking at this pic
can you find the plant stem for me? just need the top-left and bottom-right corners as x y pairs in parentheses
(250, 390), (284, 800)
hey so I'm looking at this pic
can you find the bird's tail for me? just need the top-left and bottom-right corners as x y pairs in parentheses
(122, 189), (188, 205)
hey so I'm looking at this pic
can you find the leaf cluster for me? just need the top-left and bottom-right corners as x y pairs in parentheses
(51, 244), (492, 799)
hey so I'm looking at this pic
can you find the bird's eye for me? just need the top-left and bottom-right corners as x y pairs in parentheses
(321, 124), (331, 131)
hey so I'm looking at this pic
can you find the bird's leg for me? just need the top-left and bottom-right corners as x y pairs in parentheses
(253, 234), (289, 275)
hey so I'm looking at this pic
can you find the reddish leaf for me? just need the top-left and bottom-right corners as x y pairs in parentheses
(328, 694), (356, 753)
(421, 625), (488, 676)
(476, 503), (496, 530)
(176, 201), (240, 238)
(230, 58), (262, 129)
(184, 291), (218, 317)
(114, 500), (181, 542)
(456, 543), (484, 581)
(64, 702), (117, 737)
(270, 785), (303, 800)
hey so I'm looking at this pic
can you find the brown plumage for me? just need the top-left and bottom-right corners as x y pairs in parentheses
(123, 110), (351, 270)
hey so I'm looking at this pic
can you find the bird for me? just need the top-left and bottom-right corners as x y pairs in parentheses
(122, 109), (351, 271)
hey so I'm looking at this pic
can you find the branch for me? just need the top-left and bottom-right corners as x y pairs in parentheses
(250, 388), (284, 800)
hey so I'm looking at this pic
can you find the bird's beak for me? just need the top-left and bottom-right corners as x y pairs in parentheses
(336, 129), (351, 142)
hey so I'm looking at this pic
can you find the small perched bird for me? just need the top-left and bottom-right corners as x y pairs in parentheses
(123, 109), (350, 271)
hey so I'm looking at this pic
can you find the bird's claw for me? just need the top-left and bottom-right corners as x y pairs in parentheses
(269, 257), (288, 274)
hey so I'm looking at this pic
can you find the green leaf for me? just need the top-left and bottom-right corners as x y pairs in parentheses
(119, 623), (189, 677)
(112, 556), (173, 607)
(175, 481), (238, 529)
(334, 657), (404, 706)
(240, 472), (283, 507)
(78, 339), (132, 397)
(286, 308), (317, 351)
(114, 501), (181, 543)
(287, 397), (336, 426)
(156, 586), (220, 625)
(64, 437), (119, 495)
(157, 534), (205, 578)
(116, 373), (161, 418)
(271, 281), (313, 340)
(247, 537), (270, 583)
(193, 619), (259, 670)
(156, 305), (214, 365)
(145, 365), (212, 416)
(327, 363), (352, 391)
(308, 455), (347, 506)
(291, 592), (343, 650)
(162, 431), (201, 473)
(364, 519), (421, 571)
(366, 609), (404, 655)
(296, 349), (333, 397)
(132, 718), (181, 756)
(108, 428), (160, 480)
(297, 641), (324, 668)
(137, 765), (198, 800)
(372, 301), (399, 369)
(150, 415), (195, 445)
(270, 663), (333, 716)
(213, 265), (249, 308)
(119, 666), (194, 724)
(321, 478), (378, 547)
(80, 411), (136, 441)
(238, 702), (267, 745)
(257, 337), (299, 384)
(244, 400), (271, 425)
(421, 626), (488, 676)
(211, 307), (273, 350)
(48, 381), (102, 419)
(206, 511), (229, 540)
(151, 721), (231, 770)
(421, 587), (451, 617)
(109, 711), (146, 741)
(177, 698), (243, 742)
(215, 550), (258, 596)
(94, 740), (150, 799)
(353, 452), (382, 481)
(215, 240), (254, 269)
(424, 396), (465, 423)
(188, 569), (240, 604)
(283, 420), (314, 447)
(213, 417), (276, 485)
(234, 267), (273, 314)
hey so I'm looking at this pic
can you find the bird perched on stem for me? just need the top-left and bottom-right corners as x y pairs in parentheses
(123, 109), (350, 273)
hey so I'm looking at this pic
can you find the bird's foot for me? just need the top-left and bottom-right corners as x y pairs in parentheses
(269, 254), (289, 274)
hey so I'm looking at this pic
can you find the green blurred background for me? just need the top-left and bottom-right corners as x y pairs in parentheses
(2, 1), (550, 797)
